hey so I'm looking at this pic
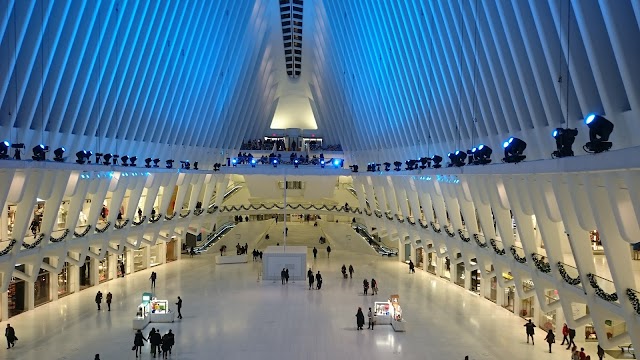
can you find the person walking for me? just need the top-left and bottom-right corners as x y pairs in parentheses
(5, 324), (16, 349)
(341, 264), (347, 278)
(133, 329), (147, 358)
(313, 247), (318, 259)
(106, 292), (112, 311)
(120, 262), (126, 277)
(363, 279), (369, 295)
(176, 296), (183, 319)
(150, 328), (162, 358)
(164, 330), (175, 356)
(371, 278), (378, 295)
(315, 271), (322, 290)
(95, 291), (103, 310)
(326, 245), (331, 258)
(409, 260), (415, 273)
(285, 268), (290, 284)
(355, 307), (365, 330)
(597, 344), (605, 360)
(544, 329), (555, 353)
(348, 265), (354, 278)
(524, 319), (536, 345)
(566, 327), (577, 349)
(308, 268), (315, 290)
(95, 355), (100, 360)
(150, 271), (157, 289)
(281, 268), (286, 285)
(367, 307), (375, 330)
(560, 323), (569, 345)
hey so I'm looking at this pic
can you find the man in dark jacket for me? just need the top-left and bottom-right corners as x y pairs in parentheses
(5, 324), (16, 349)
(315, 271), (323, 290)
(150, 328), (162, 358)
(176, 296), (183, 319)
(95, 291), (103, 310)
(524, 319), (536, 345)
(566, 327), (576, 349)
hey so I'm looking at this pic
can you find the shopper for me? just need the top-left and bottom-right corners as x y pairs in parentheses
(120, 262), (126, 277)
(566, 327), (577, 349)
(561, 323), (569, 345)
(5, 324), (16, 349)
(355, 307), (365, 330)
(133, 329), (147, 358)
(363, 279), (369, 295)
(150, 328), (162, 358)
(579, 347), (587, 359)
(313, 247), (318, 259)
(285, 268), (290, 284)
(163, 330), (175, 356)
(597, 344), (605, 360)
(341, 264), (347, 278)
(95, 355), (100, 360)
(281, 268), (286, 285)
(409, 260), (415, 273)
(571, 349), (580, 360)
(95, 291), (103, 310)
(326, 245), (331, 258)
(308, 268), (315, 290)
(348, 265), (354, 278)
(150, 271), (157, 288)
(524, 319), (536, 345)
(161, 332), (171, 359)
(367, 307), (374, 330)
(544, 329), (555, 353)
(106, 292), (112, 311)
(315, 271), (322, 290)
(371, 278), (378, 295)
(176, 296), (183, 319)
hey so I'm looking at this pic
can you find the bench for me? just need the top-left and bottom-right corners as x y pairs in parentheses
(618, 344), (635, 358)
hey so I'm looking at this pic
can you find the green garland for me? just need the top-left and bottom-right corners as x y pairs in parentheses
(74, 225), (92, 238)
(114, 219), (130, 229)
(557, 262), (581, 285)
(531, 254), (551, 273)
(626, 288), (640, 315)
(509, 246), (527, 263)
(132, 216), (146, 226)
(458, 229), (470, 242)
(0, 239), (17, 256)
(586, 273), (618, 302)
(473, 234), (488, 248)
(50, 229), (70, 242)
(95, 221), (111, 233)
(430, 222), (442, 233)
(23, 234), (46, 249)
(444, 226), (456, 237)
(149, 213), (163, 223)
(179, 210), (191, 218)
(490, 238), (506, 255)
(194, 208), (204, 216)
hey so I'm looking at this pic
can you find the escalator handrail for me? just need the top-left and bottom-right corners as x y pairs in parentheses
(208, 185), (243, 209)
(194, 222), (236, 252)
(351, 223), (398, 256)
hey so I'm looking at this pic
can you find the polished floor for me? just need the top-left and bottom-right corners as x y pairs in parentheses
(0, 224), (603, 360)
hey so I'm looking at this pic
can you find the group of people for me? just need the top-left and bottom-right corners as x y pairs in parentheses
(234, 215), (249, 222)
(362, 278), (378, 295)
(133, 328), (175, 358)
(236, 242), (249, 255)
(341, 264), (354, 279)
(280, 268), (290, 284)
(355, 307), (375, 330)
(307, 268), (323, 290)
(524, 320), (605, 358)
(94, 291), (113, 311)
(251, 249), (263, 261)
(311, 246), (332, 259)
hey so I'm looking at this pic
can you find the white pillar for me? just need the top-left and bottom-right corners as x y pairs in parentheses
(49, 259), (59, 301)
(90, 258), (99, 286)
(0, 291), (8, 321)
(69, 264), (79, 293)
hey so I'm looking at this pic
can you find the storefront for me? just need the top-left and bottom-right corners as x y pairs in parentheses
(99, 255), (110, 283)
(470, 269), (481, 294)
(520, 280), (535, 318)
(415, 248), (424, 269)
(133, 248), (146, 272)
(441, 256), (451, 280)
(149, 245), (162, 267)
(455, 263), (465, 287)
(34, 268), (50, 307)
(539, 289), (559, 331)
(58, 262), (72, 297)
(488, 276), (497, 302)
(79, 257), (92, 290)
(166, 238), (178, 262)
(590, 230), (604, 254)
(7, 275), (26, 318)
(426, 250), (436, 274)
(117, 253), (126, 277)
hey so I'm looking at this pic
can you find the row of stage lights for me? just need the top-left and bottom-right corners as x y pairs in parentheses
(0, 144), (198, 170)
(360, 114), (614, 171)
(230, 156), (343, 169)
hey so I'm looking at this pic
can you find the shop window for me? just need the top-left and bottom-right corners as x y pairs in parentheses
(34, 268), (50, 307)
(58, 263), (72, 297)
(99, 255), (110, 283)
(503, 286), (515, 313)
(8, 279), (25, 317)
(150, 245), (162, 267)
(470, 269), (481, 294)
(488, 276), (497, 302)
(133, 248), (146, 272)
(455, 263), (465, 287)
(166, 239), (178, 263)
(79, 257), (92, 290)
(591, 230), (604, 254)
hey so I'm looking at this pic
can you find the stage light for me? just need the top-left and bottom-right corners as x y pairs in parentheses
(0, 141), (9, 159)
(383, 162), (391, 171)
(129, 156), (137, 167)
(552, 128), (578, 158)
(419, 157), (430, 169)
(32, 144), (48, 161)
(272, 158), (278, 168)
(448, 150), (466, 167)
(11, 143), (24, 160)
(52, 147), (65, 162)
(193, 161), (198, 170)
(320, 159), (325, 168)
(231, 158), (238, 167)
(183, 161), (191, 170)
(213, 163), (221, 171)
(473, 145), (492, 165)
(76, 150), (88, 164)
(393, 161), (402, 171)
(120, 155), (129, 166)
(332, 159), (343, 168)
(349, 165), (359, 173)
(405, 160), (417, 170)
(294, 158), (299, 168)
(112, 154), (119, 165)
(250, 158), (256, 168)
(152, 158), (160, 167)
(367, 163), (374, 172)
(102, 153), (113, 165)
(144, 158), (152, 168)
(584, 114), (614, 153)
(502, 137), (527, 163)
(166, 159), (174, 169)
(432, 155), (442, 169)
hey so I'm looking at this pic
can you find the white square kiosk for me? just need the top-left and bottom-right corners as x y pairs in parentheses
(262, 246), (307, 281)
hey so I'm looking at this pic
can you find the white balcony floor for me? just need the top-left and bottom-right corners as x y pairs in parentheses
(0, 228), (605, 360)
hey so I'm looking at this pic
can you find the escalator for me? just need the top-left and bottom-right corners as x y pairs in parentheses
(194, 222), (236, 253)
(352, 223), (398, 256)
(346, 187), (371, 210)
(208, 185), (243, 210)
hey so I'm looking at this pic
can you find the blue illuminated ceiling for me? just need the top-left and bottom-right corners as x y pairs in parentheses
(0, 1), (638, 163)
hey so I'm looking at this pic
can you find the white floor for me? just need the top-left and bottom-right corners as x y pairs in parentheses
(0, 234), (603, 360)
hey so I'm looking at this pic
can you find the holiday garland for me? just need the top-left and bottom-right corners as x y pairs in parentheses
(95, 221), (111, 233)
(23, 234), (46, 249)
(458, 229), (471, 242)
(114, 219), (130, 229)
(408, 218), (416, 226)
(626, 288), (640, 315)
(509, 246), (527, 263)
(430, 222), (442, 233)
(0, 239), (17, 256)
(586, 273), (618, 302)
(490, 238), (506, 255)
(149, 213), (163, 223)
(179, 210), (191, 218)
(207, 206), (218, 214)
(473, 234), (488, 248)
(74, 225), (92, 238)
(419, 221), (429, 229)
(164, 213), (176, 221)
(444, 226), (456, 237)
(132, 216), (146, 226)
(531, 253), (551, 273)
(194, 208), (204, 216)
(557, 262), (581, 286)
(50, 229), (70, 242)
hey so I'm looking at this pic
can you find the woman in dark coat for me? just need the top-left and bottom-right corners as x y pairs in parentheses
(544, 329), (555, 353)
(308, 269), (315, 290)
(133, 329), (147, 358)
(355, 307), (365, 330)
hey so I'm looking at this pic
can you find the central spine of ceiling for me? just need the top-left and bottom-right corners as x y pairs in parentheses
(279, 0), (303, 78)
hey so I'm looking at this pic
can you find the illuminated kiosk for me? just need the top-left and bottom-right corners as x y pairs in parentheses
(262, 246), (307, 281)
(132, 292), (175, 330)
(374, 294), (405, 332)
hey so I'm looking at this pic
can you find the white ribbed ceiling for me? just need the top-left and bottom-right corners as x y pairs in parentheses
(1, 0), (639, 164)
